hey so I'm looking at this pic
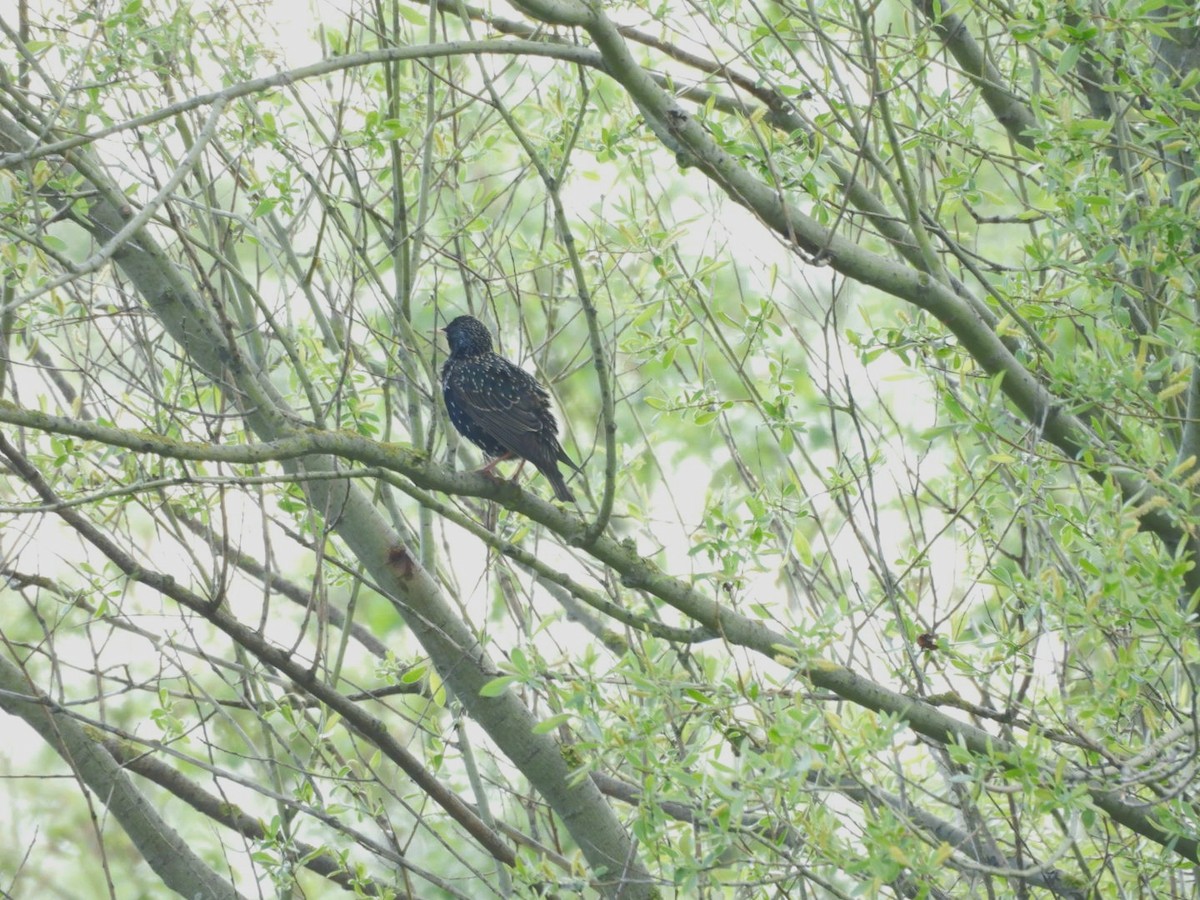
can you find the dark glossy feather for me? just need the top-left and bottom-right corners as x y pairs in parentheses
(441, 315), (579, 501)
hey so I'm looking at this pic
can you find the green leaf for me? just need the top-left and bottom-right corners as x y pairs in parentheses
(479, 675), (517, 698)
(532, 713), (572, 734)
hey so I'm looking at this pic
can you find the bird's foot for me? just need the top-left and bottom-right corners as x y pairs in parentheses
(477, 453), (513, 477)
(477, 455), (529, 488)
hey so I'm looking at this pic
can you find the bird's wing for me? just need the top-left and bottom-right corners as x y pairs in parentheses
(450, 356), (559, 459)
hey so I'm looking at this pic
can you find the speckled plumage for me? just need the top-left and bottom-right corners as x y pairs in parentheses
(441, 315), (579, 502)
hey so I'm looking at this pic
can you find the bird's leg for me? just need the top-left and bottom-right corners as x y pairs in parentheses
(476, 454), (528, 487)
(477, 452), (513, 477)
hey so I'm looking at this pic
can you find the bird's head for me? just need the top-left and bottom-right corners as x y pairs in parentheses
(443, 315), (494, 357)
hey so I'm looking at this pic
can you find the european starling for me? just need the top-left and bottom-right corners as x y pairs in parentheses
(441, 315), (580, 502)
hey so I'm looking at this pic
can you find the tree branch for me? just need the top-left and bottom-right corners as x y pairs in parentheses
(0, 652), (246, 900)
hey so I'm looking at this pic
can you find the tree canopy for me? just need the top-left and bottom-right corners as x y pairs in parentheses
(2, 0), (1200, 896)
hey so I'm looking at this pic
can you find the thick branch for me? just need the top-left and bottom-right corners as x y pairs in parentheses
(0, 653), (245, 900)
(0, 400), (1195, 863)
(910, 0), (1039, 148)
(0, 95), (657, 896)
(509, 0), (1199, 597)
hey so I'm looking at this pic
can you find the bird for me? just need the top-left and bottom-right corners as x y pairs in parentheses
(440, 315), (580, 502)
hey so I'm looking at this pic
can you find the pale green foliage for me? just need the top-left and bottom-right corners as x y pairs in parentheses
(1, 0), (1199, 897)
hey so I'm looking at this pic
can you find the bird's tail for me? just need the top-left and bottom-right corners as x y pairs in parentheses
(557, 445), (582, 472)
(543, 465), (576, 502)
